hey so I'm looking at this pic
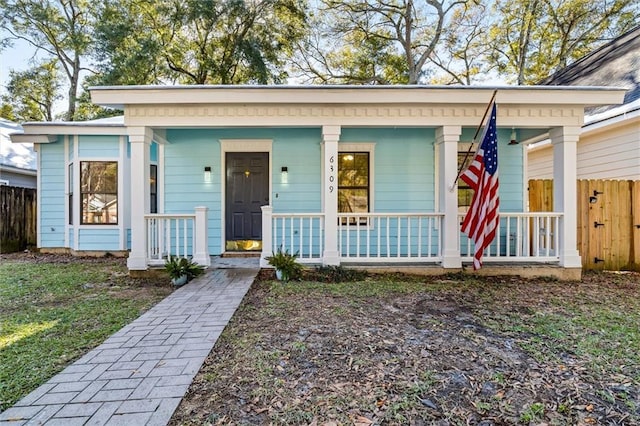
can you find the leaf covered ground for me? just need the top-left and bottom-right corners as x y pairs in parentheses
(171, 270), (640, 425)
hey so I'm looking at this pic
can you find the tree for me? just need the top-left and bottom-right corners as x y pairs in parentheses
(1, 0), (94, 120)
(1, 60), (62, 122)
(489, 0), (640, 84)
(0, 104), (17, 121)
(92, 0), (308, 85)
(293, 0), (472, 85)
(428, 2), (493, 85)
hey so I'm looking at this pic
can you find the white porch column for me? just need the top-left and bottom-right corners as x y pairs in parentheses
(550, 126), (582, 268)
(436, 126), (462, 268)
(193, 206), (210, 266)
(260, 205), (273, 267)
(127, 127), (152, 270)
(322, 125), (341, 265)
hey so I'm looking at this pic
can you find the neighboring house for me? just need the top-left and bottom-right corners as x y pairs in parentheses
(11, 85), (625, 278)
(528, 26), (640, 180)
(0, 119), (37, 188)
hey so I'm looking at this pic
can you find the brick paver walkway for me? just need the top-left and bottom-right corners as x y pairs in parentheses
(0, 262), (258, 426)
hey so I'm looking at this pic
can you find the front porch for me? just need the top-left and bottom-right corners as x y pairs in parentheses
(140, 207), (572, 278)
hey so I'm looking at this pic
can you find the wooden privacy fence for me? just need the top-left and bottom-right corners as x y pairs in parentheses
(529, 179), (640, 271)
(1, 185), (37, 253)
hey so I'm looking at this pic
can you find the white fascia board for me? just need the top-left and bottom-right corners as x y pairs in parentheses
(89, 85), (627, 109)
(12, 124), (126, 139)
(582, 106), (640, 136)
(10, 134), (58, 143)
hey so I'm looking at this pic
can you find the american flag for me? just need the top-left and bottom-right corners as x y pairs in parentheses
(461, 103), (499, 270)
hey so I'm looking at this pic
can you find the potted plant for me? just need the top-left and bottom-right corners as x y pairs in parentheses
(164, 256), (205, 286)
(265, 246), (302, 281)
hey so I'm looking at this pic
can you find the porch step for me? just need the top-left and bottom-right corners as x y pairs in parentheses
(222, 251), (261, 258)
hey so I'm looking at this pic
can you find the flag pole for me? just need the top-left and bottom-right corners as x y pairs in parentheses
(450, 89), (498, 191)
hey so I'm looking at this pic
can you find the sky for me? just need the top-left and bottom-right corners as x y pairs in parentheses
(0, 36), (37, 97)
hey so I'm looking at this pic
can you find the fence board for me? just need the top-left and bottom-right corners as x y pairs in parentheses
(529, 179), (639, 271)
(632, 181), (640, 270)
(1, 186), (37, 253)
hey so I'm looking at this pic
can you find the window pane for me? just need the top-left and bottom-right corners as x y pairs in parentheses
(80, 161), (118, 225)
(82, 194), (118, 224)
(150, 165), (157, 214)
(81, 162), (117, 192)
(338, 152), (369, 214)
(338, 189), (368, 213)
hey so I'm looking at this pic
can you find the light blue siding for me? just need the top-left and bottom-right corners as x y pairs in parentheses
(165, 128), (322, 255)
(77, 229), (120, 251)
(78, 135), (120, 158)
(340, 128), (436, 212)
(165, 129), (222, 255)
(271, 129), (321, 212)
(68, 228), (74, 248)
(40, 139), (66, 248)
(68, 138), (74, 161)
(150, 142), (158, 162)
(459, 128), (524, 212)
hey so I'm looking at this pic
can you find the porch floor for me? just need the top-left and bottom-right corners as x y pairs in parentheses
(0, 264), (259, 426)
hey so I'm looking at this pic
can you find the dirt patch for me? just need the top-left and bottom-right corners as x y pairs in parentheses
(171, 271), (639, 425)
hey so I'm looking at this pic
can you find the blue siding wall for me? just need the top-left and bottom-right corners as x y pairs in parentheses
(40, 139), (66, 247)
(77, 229), (121, 251)
(340, 128), (435, 212)
(163, 126), (523, 257)
(78, 135), (120, 158)
(68, 138), (74, 161)
(459, 127), (524, 212)
(271, 129), (321, 212)
(165, 128), (321, 255)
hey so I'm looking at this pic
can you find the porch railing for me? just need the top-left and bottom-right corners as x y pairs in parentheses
(145, 214), (196, 265)
(338, 213), (443, 262)
(459, 212), (562, 262)
(270, 213), (325, 263)
(143, 207), (210, 267)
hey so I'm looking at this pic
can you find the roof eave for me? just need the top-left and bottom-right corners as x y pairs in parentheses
(90, 85), (627, 110)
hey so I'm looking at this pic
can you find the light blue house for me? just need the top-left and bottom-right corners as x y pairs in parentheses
(11, 85), (625, 278)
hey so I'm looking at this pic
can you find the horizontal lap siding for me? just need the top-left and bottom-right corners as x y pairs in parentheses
(341, 128), (435, 212)
(165, 129), (221, 254)
(527, 148), (552, 179)
(40, 140), (66, 247)
(498, 130), (525, 212)
(527, 122), (640, 181)
(272, 129), (321, 212)
(78, 135), (120, 158)
(78, 228), (120, 251)
(577, 124), (640, 179)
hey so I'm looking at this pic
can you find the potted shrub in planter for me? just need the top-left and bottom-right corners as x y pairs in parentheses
(265, 246), (302, 281)
(164, 256), (205, 286)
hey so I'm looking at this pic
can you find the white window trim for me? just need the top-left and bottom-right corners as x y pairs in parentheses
(77, 156), (121, 229)
(337, 142), (375, 212)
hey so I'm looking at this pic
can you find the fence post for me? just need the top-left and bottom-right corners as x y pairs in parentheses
(260, 205), (273, 267)
(192, 206), (210, 267)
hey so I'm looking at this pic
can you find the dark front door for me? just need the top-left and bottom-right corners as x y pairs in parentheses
(226, 152), (269, 250)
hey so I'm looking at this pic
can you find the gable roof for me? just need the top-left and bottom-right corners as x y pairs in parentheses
(541, 26), (640, 113)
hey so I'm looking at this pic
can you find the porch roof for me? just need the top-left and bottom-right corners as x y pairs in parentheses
(90, 84), (626, 110)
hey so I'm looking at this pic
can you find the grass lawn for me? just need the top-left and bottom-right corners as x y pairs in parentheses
(0, 254), (173, 412)
(171, 270), (640, 425)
